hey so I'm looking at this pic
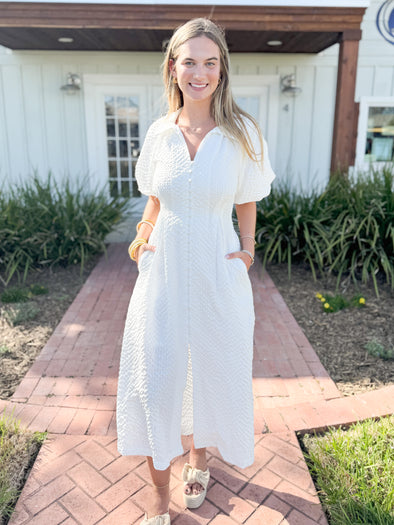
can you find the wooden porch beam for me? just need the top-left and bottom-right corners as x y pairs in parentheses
(330, 31), (361, 174)
(0, 3), (367, 32)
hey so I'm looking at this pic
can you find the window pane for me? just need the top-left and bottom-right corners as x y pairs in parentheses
(129, 123), (139, 137)
(130, 140), (140, 158)
(109, 179), (118, 197)
(106, 119), (115, 137)
(132, 180), (141, 197)
(118, 120), (128, 137)
(121, 180), (130, 197)
(365, 106), (394, 162)
(107, 140), (116, 157)
(105, 96), (115, 116)
(119, 140), (128, 157)
(120, 160), (129, 178)
(108, 161), (117, 178)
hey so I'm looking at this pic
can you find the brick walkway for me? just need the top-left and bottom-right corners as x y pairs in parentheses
(1, 243), (393, 525)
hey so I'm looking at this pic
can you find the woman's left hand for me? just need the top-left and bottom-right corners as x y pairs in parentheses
(225, 251), (252, 271)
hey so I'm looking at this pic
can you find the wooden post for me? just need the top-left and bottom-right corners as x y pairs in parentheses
(330, 30), (361, 175)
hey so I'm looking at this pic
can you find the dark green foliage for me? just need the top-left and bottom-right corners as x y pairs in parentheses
(365, 340), (394, 360)
(256, 166), (394, 295)
(1, 287), (30, 303)
(0, 174), (128, 284)
(29, 284), (48, 296)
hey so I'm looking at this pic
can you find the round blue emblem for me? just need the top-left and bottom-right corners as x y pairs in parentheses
(376, 0), (394, 45)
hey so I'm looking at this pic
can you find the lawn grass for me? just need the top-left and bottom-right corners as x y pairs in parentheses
(0, 408), (46, 523)
(299, 416), (394, 525)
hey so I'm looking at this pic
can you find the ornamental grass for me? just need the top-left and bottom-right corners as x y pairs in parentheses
(256, 166), (394, 296)
(0, 173), (128, 285)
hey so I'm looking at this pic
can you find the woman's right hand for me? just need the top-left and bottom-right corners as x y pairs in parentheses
(135, 243), (156, 265)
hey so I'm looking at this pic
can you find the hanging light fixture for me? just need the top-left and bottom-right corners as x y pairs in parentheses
(280, 74), (302, 97)
(60, 73), (81, 95)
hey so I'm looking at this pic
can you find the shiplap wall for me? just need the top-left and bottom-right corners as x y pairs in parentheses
(0, 0), (392, 190)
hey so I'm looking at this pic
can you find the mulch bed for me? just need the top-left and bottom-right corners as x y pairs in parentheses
(266, 262), (394, 396)
(0, 255), (100, 399)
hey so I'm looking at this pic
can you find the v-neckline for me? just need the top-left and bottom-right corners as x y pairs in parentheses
(175, 124), (218, 163)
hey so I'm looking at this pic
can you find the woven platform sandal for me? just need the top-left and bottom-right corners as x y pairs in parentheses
(140, 512), (170, 525)
(182, 462), (210, 509)
(140, 482), (171, 525)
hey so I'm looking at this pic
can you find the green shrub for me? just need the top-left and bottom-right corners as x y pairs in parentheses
(0, 173), (128, 284)
(3, 303), (40, 326)
(256, 166), (394, 295)
(29, 284), (48, 296)
(255, 181), (332, 279)
(1, 287), (30, 303)
(365, 340), (394, 360)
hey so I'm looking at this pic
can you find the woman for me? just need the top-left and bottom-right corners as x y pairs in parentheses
(116, 17), (276, 525)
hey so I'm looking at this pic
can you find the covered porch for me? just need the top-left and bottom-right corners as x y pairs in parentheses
(0, 0), (369, 173)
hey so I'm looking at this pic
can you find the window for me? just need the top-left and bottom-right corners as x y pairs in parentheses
(356, 97), (394, 169)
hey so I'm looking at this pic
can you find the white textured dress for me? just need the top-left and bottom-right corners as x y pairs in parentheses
(116, 109), (276, 470)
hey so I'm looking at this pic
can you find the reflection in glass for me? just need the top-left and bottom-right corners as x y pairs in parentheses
(106, 119), (115, 137)
(119, 140), (128, 157)
(109, 180), (118, 198)
(118, 120), (128, 137)
(365, 106), (394, 162)
(107, 140), (116, 157)
(109, 161), (117, 178)
(129, 123), (139, 137)
(121, 180), (130, 197)
(105, 96), (115, 116)
(130, 140), (140, 157)
(120, 161), (129, 178)
(132, 180), (141, 197)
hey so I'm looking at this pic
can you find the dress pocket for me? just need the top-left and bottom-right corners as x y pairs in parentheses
(138, 248), (154, 271)
(232, 257), (248, 272)
(226, 256), (248, 276)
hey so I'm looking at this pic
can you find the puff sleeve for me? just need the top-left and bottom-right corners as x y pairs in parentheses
(234, 122), (276, 205)
(135, 122), (160, 197)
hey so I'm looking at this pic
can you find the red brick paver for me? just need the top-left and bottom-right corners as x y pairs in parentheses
(2, 243), (392, 524)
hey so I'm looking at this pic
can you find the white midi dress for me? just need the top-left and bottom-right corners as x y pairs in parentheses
(116, 109), (276, 470)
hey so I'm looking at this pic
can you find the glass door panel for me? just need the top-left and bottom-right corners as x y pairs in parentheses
(104, 94), (141, 198)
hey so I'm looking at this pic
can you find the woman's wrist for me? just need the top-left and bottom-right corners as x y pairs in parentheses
(128, 237), (148, 261)
(241, 249), (255, 265)
(240, 236), (255, 253)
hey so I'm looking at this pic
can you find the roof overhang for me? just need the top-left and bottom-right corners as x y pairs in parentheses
(0, 1), (369, 53)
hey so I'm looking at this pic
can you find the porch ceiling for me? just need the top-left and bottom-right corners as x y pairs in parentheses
(0, 3), (366, 53)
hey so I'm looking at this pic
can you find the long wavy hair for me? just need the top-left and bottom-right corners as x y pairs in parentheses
(162, 18), (264, 164)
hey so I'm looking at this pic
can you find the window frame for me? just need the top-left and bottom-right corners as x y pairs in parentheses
(355, 96), (394, 171)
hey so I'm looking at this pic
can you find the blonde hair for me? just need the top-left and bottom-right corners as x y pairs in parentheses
(162, 18), (264, 164)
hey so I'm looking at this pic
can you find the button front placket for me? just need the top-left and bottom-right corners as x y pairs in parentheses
(187, 163), (193, 345)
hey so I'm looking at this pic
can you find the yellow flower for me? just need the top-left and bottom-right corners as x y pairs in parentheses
(316, 293), (322, 299)
(324, 303), (330, 309)
(359, 297), (365, 305)
(321, 297), (326, 303)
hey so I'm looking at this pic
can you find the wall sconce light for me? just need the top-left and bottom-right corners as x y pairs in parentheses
(60, 73), (81, 94)
(280, 74), (302, 97)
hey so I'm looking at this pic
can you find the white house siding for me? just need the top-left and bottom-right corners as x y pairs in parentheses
(0, 0), (392, 192)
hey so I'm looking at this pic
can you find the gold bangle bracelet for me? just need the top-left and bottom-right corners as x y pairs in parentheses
(136, 219), (155, 232)
(128, 238), (147, 261)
